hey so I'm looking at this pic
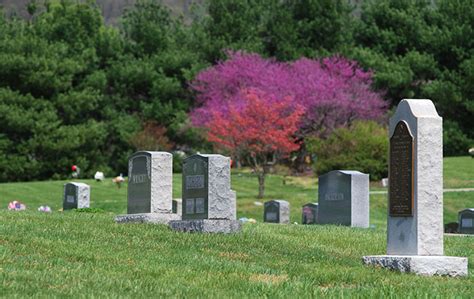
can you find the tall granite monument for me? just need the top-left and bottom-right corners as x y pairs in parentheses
(363, 99), (468, 277)
(115, 151), (179, 224)
(169, 154), (240, 233)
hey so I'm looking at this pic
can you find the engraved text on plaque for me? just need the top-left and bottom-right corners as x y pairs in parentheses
(389, 121), (414, 216)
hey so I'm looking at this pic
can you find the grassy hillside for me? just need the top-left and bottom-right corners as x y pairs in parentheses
(1, 156), (473, 296)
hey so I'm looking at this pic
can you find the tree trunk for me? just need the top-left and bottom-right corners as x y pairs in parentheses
(257, 173), (265, 199)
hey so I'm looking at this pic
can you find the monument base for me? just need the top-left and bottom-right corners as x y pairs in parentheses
(362, 255), (468, 277)
(169, 219), (241, 234)
(115, 212), (180, 225)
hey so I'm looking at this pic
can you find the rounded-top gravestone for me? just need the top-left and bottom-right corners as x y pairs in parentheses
(458, 208), (474, 234)
(264, 200), (290, 224)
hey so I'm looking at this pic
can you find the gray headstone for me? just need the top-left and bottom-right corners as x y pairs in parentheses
(264, 200), (290, 224)
(458, 208), (474, 234)
(182, 154), (235, 220)
(318, 170), (369, 228)
(302, 203), (318, 224)
(363, 99), (468, 277)
(127, 151), (172, 214)
(63, 182), (90, 210)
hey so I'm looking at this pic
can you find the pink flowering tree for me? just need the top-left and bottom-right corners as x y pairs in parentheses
(191, 51), (387, 173)
(205, 88), (303, 198)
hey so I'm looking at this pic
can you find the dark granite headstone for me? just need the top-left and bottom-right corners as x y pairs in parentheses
(182, 155), (209, 220)
(458, 209), (474, 234)
(318, 170), (369, 228)
(264, 200), (289, 224)
(128, 152), (152, 214)
(302, 203), (318, 224)
(318, 171), (351, 225)
(264, 201), (280, 223)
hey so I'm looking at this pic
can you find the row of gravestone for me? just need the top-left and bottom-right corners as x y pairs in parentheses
(263, 170), (370, 228)
(61, 181), (474, 235)
(60, 99), (468, 276)
(63, 153), (240, 233)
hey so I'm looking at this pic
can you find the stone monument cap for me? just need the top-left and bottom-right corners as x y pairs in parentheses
(67, 182), (89, 187)
(131, 151), (172, 156)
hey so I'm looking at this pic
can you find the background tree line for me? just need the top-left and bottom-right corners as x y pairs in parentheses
(0, 0), (472, 182)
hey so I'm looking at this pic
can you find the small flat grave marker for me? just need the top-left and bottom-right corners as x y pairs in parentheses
(302, 203), (318, 224)
(458, 208), (474, 234)
(264, 200), (289, 224)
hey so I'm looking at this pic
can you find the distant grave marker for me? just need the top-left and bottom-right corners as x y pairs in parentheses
(458, 209), (474, 234)
(302, 203), (318, 225)
(264, 200), (289, 224)
(318, 170), (369, 228)
(63, 182), (90, 210)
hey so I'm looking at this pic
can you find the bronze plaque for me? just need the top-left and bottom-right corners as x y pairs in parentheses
(389, 121), (414, 217)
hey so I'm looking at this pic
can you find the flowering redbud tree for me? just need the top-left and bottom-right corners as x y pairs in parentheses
(205, 88), (303, 198)
(191, 51), (386, 136)
(190, 51), (387, 194)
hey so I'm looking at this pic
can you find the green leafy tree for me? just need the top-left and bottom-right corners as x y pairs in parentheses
(352, 0), (474, 155)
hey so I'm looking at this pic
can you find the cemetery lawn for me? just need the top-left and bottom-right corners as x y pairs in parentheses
(1, 157), (473, 297)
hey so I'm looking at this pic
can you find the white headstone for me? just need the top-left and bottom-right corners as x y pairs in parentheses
(363, 99), (468, 277)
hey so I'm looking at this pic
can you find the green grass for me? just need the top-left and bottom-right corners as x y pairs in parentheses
(1, 157), (473, 297)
